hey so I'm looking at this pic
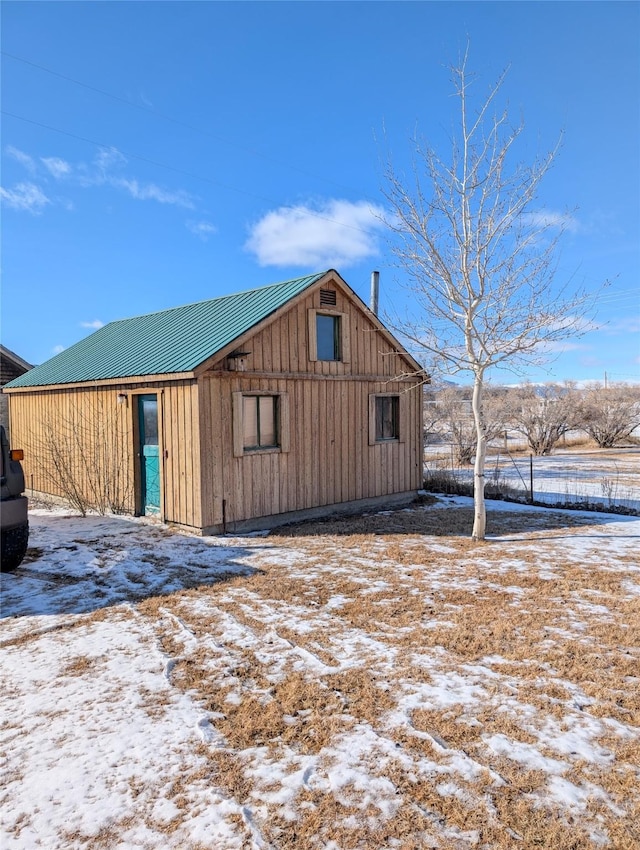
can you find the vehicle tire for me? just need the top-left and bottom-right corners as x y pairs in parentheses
(1, 523), (29, 572)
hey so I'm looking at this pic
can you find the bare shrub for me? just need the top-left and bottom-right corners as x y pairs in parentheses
(506, 383), (579, 455)
(424, 468), (473, 496)
(31, 392), (132, 516)
(430, 385), (509, 465)
(577, 382), (640, 448)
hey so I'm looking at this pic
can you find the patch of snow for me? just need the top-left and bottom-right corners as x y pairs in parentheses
(2, 504), (638, 848)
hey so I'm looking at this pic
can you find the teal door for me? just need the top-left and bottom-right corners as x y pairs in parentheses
(138, 394), (160, 515)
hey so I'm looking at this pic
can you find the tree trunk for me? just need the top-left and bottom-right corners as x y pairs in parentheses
(471, 374), (487, 541)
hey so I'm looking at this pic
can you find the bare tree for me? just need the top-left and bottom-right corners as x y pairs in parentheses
(383, 49), (593, 539)
(577, 383), (640, 448)
(433, 385), (509, 465)
(506, 383), (578, 455)
(423, 386), (443, 444)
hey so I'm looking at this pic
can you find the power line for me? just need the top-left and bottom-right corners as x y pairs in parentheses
(593, 287), (640, 300)
(1, 110), (383, 237)
(1, 49), (374, 199)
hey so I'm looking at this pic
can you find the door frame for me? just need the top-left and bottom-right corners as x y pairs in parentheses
(131, 388), (165, 521)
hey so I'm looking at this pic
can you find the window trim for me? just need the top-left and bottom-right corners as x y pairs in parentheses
(243, 395), (278, 451)
(369, 393), (403, 445)
(233, 392), (290, 457)
(308, 309), (350, 363)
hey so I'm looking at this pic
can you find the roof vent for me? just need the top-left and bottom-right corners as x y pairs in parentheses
(319, 289), (337, 306)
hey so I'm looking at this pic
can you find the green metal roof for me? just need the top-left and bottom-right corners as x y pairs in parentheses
(6, 272), (329, 388)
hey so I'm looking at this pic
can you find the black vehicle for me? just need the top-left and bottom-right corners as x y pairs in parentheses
(1, 425), (29, 571)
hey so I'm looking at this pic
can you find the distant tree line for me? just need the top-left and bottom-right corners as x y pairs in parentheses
(425, 382), (640, 464)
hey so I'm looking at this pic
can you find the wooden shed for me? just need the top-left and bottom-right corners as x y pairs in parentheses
(4, 270), (426, 533)
(0, 345), (32, 435)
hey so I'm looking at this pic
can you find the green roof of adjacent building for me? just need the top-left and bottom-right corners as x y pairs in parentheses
(6, 272), (329, 389)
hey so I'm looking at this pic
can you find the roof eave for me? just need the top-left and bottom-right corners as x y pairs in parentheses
(2, 371), (198, 393)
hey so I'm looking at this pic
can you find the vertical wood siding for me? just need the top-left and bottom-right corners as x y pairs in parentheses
(8, 379), (202, 529)
(223, 287), (410, 379)
(198, 372), (422, 530)
(7, 279), (423, 533)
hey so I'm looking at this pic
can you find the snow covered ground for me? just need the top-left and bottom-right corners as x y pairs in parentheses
(425, 446), (640, 512)
(489, 448), (640, 511)
(1, 499), (639, 849)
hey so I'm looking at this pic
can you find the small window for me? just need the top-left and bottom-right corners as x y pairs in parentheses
(308, 309), (350, 363)
(376, 396), (399, 441)
(316, 314), (340, 361)
(369, 395), (400, 443)
(233, 392), (290, 457)
(243, 396), (278, 449)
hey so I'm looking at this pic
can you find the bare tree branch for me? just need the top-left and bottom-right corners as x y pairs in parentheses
(381, 53), (598, 539)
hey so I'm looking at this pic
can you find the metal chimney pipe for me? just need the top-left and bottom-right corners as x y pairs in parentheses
(370, 270), (379, 316)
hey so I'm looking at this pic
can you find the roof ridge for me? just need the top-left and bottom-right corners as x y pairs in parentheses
(104, 271), (330, 327)
(4, 270), (338, 388)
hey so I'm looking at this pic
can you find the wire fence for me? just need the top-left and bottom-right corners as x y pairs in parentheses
(424, 444), (640, 513)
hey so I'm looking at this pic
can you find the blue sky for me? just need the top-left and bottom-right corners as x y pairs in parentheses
(2, 1), (638, 384)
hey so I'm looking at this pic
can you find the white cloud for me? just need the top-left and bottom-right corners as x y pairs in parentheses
(186, 220), (217, 240)
(112, 178), (195, 209)
(546, 315), (601, 336)
(41, 157), (72, 179)
(4, 144), (196, 217)
(605, 316), (640, 335)
(52, 345), (65, 355)
(245, 199), (386, 268)
(522, 210), (580, 233)
(0, 182), (51, 214)
(95, 147), (127, 172)
(544, 339), (590, 353)
(80, 320), (105, 330)
(75, 148), (127, 189)
(5, 146), (36, 173)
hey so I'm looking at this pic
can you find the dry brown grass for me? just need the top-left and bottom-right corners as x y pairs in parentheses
(18, 502), (636, 849)
(59, 653), (108, 677)
(270, 504), (598, 540)
(122, 504), (636, 847)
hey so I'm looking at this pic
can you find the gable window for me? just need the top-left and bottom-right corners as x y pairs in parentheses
(308, 309), (350, 363)
(233, 392), (290, 456)
(316, 314), (341, 361)
(369, 394), (401, 444)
